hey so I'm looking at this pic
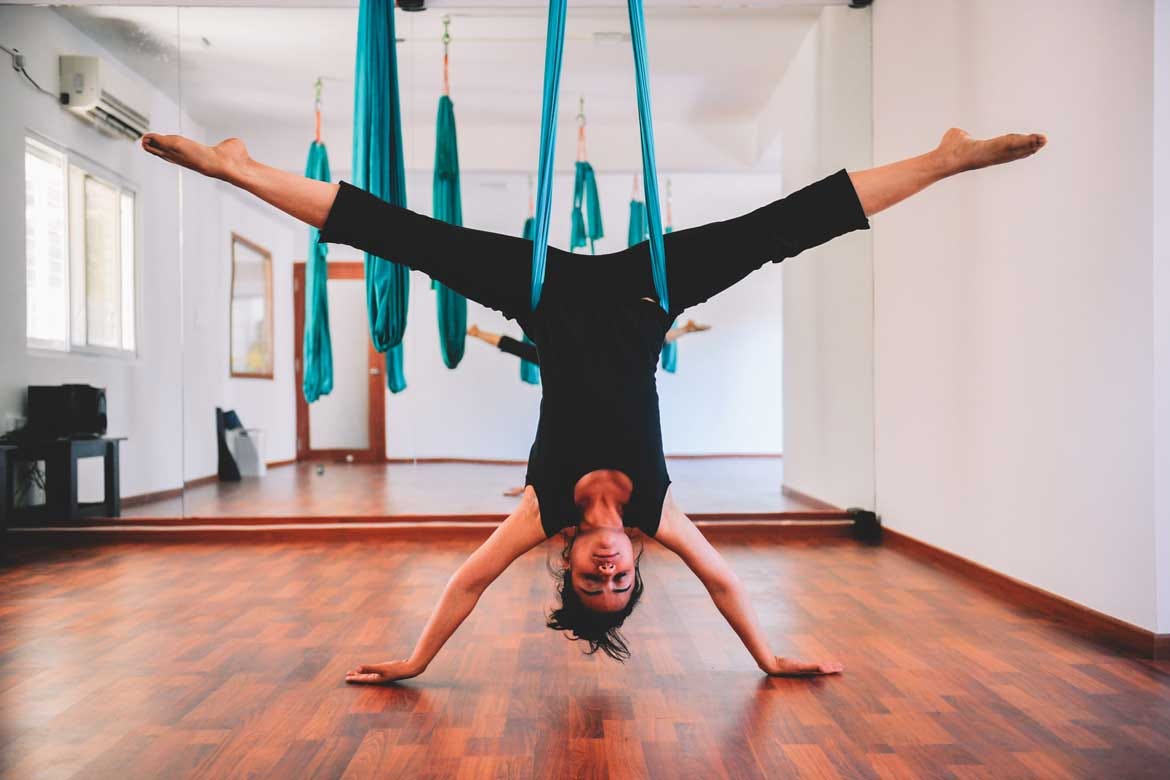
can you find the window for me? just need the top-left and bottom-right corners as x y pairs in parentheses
(25, 136), (137, 355)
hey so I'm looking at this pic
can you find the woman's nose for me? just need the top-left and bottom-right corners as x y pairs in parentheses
(597, 561), (616, 574)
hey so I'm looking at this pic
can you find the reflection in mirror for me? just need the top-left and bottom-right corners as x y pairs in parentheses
(229, 233), (274, 379)
(174, 5), (874, 524)
(0, 4), (183, 528)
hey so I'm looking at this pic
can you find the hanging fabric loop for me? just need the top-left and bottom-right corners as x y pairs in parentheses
(519, 215), (541, 385)
(354, 0), (409, 392)
(303, 105), (333, 401)
(530, 0), (668, 312)
(432, 65), (467, 368)
(659, 176), (679, 372)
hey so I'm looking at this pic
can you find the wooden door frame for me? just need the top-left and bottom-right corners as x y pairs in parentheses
(293, 261), (386, 463)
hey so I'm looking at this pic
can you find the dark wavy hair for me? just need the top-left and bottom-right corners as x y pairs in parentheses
(546, 533), (645, 662)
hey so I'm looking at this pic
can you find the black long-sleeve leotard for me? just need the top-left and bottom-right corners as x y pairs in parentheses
(319, 169), (869, 537)
(497, 335), (540, 365)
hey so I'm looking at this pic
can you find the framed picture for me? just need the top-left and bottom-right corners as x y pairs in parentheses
(229, 233), (274, 379)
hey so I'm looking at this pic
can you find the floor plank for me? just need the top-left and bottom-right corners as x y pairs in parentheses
(2, 531), (1168, 779)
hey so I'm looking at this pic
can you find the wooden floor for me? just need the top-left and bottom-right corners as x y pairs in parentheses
(2, 530), (1167, 779)
(119, 458), (830, 523)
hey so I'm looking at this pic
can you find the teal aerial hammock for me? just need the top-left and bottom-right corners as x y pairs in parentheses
(659, 179), (679, 373)
(570, 97), (604, 254)
(531, 0), (669, 313)
(432, 16), (466, 369)
(519, 196), (540, 385)
(302, 79), (334, 403)
(354, 0), (408, 392)
(625, 176), (677, 372)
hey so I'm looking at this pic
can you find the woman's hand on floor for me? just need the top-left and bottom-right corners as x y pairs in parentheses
(762, 656), (844, 677)
(344, 659), (423, 685)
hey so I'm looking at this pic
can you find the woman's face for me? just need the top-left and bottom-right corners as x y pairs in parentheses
(567, 525), (636, 613)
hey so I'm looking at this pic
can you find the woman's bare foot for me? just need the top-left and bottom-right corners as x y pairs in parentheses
(764, 656), (844, 677)
(141, 133), (250, 182)
(937, 127), (1047, 175)
(467, 324), (482, 339)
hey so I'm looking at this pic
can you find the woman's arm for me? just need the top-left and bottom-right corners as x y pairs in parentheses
(467, 324), (502, 348)
(653, 491), (843, 677)
(345, 489), (547, 684)
(664, 320), (711, 344)
(468, 325), (541, 366)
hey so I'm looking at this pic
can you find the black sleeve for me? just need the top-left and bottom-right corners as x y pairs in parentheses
(497, 335), (540, 365)
(319, 181), (534, 322)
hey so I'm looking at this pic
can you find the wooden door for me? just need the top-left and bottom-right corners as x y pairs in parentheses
(293, 262), (386, 462)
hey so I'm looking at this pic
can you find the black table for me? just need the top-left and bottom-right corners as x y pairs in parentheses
(3, 437), (125, 526)
(0, 445), (12, 532)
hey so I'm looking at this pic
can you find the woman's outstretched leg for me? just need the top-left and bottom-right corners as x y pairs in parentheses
(661, 127), (1047, 315)
(142, 133), (534, 320)
(849, 128), (1047, 217)
(143, 134), (338, 228)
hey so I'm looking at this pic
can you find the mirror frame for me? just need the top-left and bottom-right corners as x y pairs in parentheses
(228, 232), (274, 380)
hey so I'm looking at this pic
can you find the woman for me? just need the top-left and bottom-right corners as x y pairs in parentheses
(467, 320), (711, 499)
(142, 127), (1046, 681)
(466, 319), (710, 367)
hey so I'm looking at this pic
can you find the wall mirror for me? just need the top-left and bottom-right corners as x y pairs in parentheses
(229, 233), (274, 379)
(169, 3), (875, 525)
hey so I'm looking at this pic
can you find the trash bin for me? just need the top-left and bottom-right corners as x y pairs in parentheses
(225, 427), (266, 477)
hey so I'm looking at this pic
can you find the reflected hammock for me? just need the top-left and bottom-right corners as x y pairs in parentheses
(302, 78), (334, 402)
(432, 16), (466, 369)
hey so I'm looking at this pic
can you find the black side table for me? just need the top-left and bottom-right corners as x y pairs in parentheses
(0, 444), (13, 532)
(5, 437), (126, 525)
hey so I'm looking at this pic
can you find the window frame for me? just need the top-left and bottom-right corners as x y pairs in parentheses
(24, 132), (141, 360)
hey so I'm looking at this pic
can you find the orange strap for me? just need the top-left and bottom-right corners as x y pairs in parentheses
(314, 109), (322, 143)
(443, 52), (450, 97)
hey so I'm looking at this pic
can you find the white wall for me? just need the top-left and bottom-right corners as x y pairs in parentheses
(181, 168), (301, 481)
(177, 159), (789, 475)
(781, 6), (875, 510)
(0, 7), (184, 501)
(872, 0), (1160, 631)
(381, 168), (786, 460)
(1153, 0), (1170, 633)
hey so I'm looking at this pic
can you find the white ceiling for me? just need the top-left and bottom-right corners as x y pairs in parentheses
(55, 5), (821, 134)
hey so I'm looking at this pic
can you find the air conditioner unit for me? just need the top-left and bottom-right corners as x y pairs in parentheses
(58, 55), (151, 141)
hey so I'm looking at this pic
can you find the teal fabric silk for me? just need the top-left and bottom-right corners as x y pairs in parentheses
(302, 140), (334, 402)
(353, 0), (409, 392)
(432, 94), (466, 369)
(519, 216), (541, 385)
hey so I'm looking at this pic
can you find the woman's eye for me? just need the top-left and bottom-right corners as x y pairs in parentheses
(615, 573), (628, 581)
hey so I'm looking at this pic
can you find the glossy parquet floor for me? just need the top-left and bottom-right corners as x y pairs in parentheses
(123, 458), (823, 522)
(2, 530), (1167, 779)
